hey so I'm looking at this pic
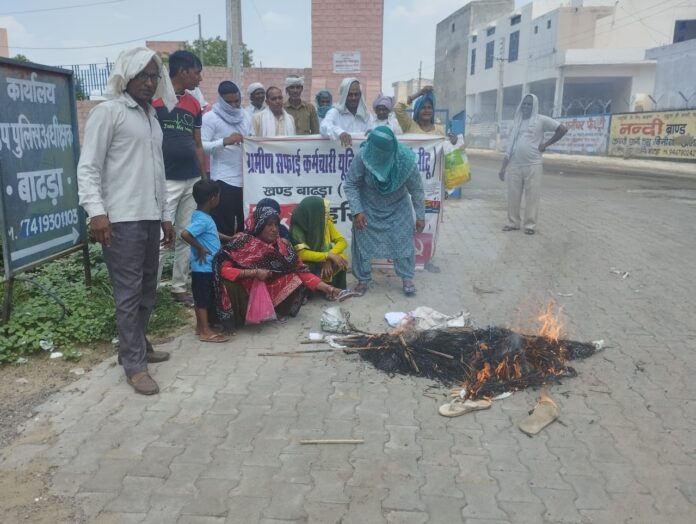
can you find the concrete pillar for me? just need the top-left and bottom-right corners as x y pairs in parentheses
(553, 68), (565, 117)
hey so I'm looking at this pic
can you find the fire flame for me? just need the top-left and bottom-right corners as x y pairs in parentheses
(537, 302), (564, 342)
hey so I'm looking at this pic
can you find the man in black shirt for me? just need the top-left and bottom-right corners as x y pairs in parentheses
(153, 50), (206, 306)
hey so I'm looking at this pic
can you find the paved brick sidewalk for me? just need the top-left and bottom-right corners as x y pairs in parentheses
(2, 160), (695, 523)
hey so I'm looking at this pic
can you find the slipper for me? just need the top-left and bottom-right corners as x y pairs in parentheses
(199, 333), (230, 343)
(173, 293), (195, 308)
(524, 228), (535, 235)
(354, 283), (369, 297)
(424, 261), (441, 273)
(336, 289), (360, 302)
(402, 281), (416, 296)
(519, 391), (559, 435)
(502, 225), (520, 232)
(438, 398), (492, 417)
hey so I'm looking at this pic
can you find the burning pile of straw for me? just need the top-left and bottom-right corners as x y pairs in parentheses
(339, 306), (596, 399)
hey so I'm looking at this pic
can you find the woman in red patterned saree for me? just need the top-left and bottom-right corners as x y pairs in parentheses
(213, 206), (341, 327)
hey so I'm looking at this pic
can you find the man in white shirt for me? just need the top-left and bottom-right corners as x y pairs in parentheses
(77, 47), (176, 395)
(202, 81), (252, 235)
(320, 77), (374, 147)
(499, 94), (567, 235)
(252, 86), (296, 136)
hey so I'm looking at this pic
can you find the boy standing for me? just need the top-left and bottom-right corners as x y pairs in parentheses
(181, 180), (231, 342)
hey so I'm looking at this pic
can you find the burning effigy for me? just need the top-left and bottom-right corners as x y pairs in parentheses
(335, 304), (597, 400)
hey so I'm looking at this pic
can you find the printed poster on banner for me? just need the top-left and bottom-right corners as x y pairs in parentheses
(546, 115), (609, 155)
(608, 110), (696, 160)
(243, 135), (444, 270)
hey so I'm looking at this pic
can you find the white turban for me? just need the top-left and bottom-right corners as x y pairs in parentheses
(285, 75), (304, 88)
(335, 77), (369, 121)
(246, 82), (265, 97)
(105, 47), (177, 111)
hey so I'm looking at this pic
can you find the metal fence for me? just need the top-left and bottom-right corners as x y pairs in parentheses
(58, 62), (113, 99)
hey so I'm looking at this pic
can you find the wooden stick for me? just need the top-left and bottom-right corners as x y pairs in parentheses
(259, 349), (341, 356)
(342, 346), (387, 353)
(300, 439), (364, 445)
(423, 348), (455, 360)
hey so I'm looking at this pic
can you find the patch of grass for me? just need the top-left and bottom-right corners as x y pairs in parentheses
(0, 244), (185, 364)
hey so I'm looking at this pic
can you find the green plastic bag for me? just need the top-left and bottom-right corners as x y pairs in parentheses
(444, 149), (471, 190)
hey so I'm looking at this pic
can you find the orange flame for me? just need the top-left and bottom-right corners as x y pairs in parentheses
(537, 301), (564, 342)
(476, 362), (491, 383)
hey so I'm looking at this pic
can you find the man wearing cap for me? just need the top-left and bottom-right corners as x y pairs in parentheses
(77, 47), (177, 395)
(245, 82), (266, 117)
(283, 75), (319, 135)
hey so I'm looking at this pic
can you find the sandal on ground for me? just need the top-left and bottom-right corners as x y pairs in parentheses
(519, 391), (559, 435)
(172, 292), (195, 308)
(524, 228), (536, 235)
(354, 283), (369, 297)
(438, 398), (492, 417)
(199, 333), (230, 343)
(502, 225), (520, 232)
(402, 281), (416, 296)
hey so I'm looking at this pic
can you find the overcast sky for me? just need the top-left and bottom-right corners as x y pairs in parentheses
(2, 0), (529, 94)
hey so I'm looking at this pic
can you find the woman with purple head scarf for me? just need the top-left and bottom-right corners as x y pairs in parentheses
(372, 93), (403, 135)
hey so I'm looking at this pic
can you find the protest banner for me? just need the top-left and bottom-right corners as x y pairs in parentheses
(608, 110), (696, 160)
(243, 134), (444, 269)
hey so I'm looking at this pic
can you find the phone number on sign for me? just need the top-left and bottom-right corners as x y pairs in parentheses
(20, 209), (79, 238)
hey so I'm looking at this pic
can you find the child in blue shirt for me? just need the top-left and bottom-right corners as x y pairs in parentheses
(181, 180), (233, 342)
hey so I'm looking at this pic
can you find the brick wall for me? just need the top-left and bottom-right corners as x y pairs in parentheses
(74, 67), (315, 144)
(310, 0), (383, 104)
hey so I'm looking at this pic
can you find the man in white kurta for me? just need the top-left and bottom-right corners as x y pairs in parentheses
(498, 94), (567, 235)
(320, 77), (374, 147)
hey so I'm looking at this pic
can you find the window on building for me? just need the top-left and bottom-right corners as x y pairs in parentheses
(472, 34), (477, 43)
(487, 26), (495, 36)
(547, 19), (552, 29)
(470, 48), (476, 75)
(511, 15), (521, 26)
(674, 19), (696, 43)
(534, 25), (538, 34)
(485, 41), (494, 69)
(452, 22), (455, 32)
(509, 31), (519, 62)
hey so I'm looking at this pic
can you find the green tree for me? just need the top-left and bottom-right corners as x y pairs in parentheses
(184, 36), (253, 68)
(74, 77), (87, 101)
(12, 54), (30, 62)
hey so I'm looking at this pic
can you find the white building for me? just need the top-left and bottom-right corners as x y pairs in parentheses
(392, 78), (434, 104)
(646, 39), (696, 110)
(465, 0), (696, 121)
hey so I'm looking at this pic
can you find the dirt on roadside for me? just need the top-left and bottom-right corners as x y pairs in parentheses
(0, 322), (191, 523)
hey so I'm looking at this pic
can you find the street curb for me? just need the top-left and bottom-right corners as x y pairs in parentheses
(466, 148), (696, 179)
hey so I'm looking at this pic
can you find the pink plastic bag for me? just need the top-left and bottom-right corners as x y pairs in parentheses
(245, 279), (277, 324)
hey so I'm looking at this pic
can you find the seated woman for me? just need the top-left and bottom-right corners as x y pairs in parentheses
(247, 197), (290, 239)
(214, 206), (341, 327)
(290, 196), (348, 290)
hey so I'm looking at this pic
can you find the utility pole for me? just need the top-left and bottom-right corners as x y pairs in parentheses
(418, 60), (422, 91)
(495, 37), (506, 151)
(226, 0), (243, 84)
(197, 14), (204, 66)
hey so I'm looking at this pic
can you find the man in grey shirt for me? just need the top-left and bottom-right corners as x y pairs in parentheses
(499, 94), (567, 235)
(78, 47), (177, 395)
